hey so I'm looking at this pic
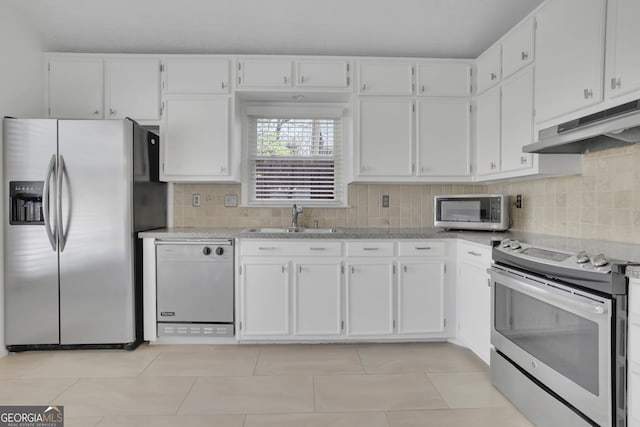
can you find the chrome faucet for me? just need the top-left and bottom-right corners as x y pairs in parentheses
(291, 204), (303, 228)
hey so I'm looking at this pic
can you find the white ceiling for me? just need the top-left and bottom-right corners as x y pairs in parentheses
(9, 0), (545, 58)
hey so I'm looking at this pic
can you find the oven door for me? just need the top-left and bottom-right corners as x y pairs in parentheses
(490, 266), (612, 427)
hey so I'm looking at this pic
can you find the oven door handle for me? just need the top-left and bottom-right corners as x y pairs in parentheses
(489, 267), (610, 319)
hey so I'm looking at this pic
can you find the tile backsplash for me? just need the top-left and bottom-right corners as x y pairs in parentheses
(172, 183), (487, 229)
(173, 145), (640, 244)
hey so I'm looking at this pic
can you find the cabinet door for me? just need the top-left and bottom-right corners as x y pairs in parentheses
(605, 0), (640, 99)
(417, 99), (470, 177)
(293, 261), (342, 336)
(458, 261), (491, 364)
(162, 96), (230, 180)
(106, 58), (161, 120)
(239, 261), (290, 337)
(358, 62), (414, 95)
(358, 98), (413, 177)
(417, 62), (471, 97)
(535, 0), (606, 123)
(48, 57), (104, 119)
(501, 68), (534, 173)
(475, 86), (501, 176)
(476, 45), (501, 94)
(346, 262), (394, 336)
(502, 18), (534, 79)
(295, 60), (349, 88)
(397, 261), (445, 334)
(163, 57), (230, 94)
(238, 59), (292, 88)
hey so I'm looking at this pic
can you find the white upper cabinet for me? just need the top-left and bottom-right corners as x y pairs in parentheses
(358, 61), (414, 95)
(501, 18), (534, 79)
(416, 62), (471, 97)
(501, 67), (534, 173)
(534, 0), (606, 124)
(475, 85), (501, 177)
(357, 98), (414, 177)
(416, 99), (470, 177)
(475, 44), (501, 94)
(295, 60), (350, 89)
(605, 0), (640, 100)
(162, 57), (230, 94)
(48, 57), (104, 119)
(161, 96), (230, 180)
(237, 59), (293, 88)
(105, 58), (161, 120)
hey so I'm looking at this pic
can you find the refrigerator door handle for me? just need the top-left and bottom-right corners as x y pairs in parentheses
(57, 155), (69, 252)
(42, 154), (57, 251)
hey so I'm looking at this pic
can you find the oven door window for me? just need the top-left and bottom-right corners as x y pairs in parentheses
(494, 283), (599, 395)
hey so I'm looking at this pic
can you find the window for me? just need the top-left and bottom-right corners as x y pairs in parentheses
(245, 107), (345, 206)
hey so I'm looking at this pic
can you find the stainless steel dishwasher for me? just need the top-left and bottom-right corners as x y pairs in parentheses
(155, 239), (234, 337)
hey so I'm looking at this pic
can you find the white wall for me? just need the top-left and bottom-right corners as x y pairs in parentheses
(0, 2), (45, 357)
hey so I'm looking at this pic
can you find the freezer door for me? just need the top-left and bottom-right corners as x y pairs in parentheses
(3, 119), (60, 345)
(58, 120), (134, 344)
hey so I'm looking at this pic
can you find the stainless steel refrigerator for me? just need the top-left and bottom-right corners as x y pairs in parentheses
(4, 118), (166, 350)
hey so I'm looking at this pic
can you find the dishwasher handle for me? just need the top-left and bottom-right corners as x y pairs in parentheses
(155, 239), (233, 246)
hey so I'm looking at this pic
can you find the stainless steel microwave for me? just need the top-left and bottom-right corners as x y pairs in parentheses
(434, 194), (510, 231)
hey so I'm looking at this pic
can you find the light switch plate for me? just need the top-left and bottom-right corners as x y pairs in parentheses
(224, 194), (238, 207)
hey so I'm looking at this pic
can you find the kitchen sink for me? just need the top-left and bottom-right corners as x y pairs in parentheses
(243, 227), (342, 234)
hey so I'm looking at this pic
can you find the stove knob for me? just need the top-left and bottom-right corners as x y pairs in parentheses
(215, 247), (224, 256)
(509, 240), (521, 250)
(202, 247), (212, 256)
(501, 239), (511, 248)
(592, 254), (608, 267)
(576, 251), (590, 264)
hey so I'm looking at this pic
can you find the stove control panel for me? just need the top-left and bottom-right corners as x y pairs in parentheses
(497, 239), (611, 274)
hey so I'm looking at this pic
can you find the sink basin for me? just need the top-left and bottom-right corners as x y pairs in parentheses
(243, 227), (342, 234)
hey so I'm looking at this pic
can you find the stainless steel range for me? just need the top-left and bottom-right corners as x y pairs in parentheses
(489, 239), (630, 427)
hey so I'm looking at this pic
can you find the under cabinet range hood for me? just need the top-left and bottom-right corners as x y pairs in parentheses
(524, 99), (640, 154)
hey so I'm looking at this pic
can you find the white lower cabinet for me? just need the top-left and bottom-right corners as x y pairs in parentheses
(397, 261), (445, 334)
(457, 241), (492, 364)
(239, 261), (290, 337)
(237, 239), (452, 342)
(345, 261), (395, 336)
(629, 277), (640, 427)
(293, 261), (342, 336)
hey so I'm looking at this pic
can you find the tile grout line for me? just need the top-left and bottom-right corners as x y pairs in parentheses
(136, 348), (163, 377)
(173, 376), (199, 416)
(48, 376), (81, 405)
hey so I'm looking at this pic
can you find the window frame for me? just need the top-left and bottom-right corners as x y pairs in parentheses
(241, 103), (349, 208)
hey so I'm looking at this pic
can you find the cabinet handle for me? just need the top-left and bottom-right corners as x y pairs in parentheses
(520, 156), (528, 165)
(421, 85), (425, 93)
(258, 247), (277, 251)
(221, 82), (226, 89)
(611, 77), (622, 90)
(361, 83), (367, 91)
(282, 265), (287, 273)
(283, 76), (288, 84)
(92, 110), (100, 115)
(487, 278), (491, 287)
(298, 265), (302, 273)
(521, 51), (529, 61)
(309, 247), (326, 251)
(300, 75), (305, 83)
(583, 88), (593, 99)
(415, 247), (432, 250)
(109, 108), (116, 116)
(363, 247), (380, 251)
(351, 266), (355, 274)
(467, 251), (482, 256)
(403, 265), (408, 273)
(490, 162), (496, 170)
(490, 72), (497, 81)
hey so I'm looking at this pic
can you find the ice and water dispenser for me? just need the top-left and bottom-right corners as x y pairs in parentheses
(10, 181), (44, 225)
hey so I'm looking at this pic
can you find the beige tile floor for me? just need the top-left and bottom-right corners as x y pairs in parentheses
(0, 342), (535, 427)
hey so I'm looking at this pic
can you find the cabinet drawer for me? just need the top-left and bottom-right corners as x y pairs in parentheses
(346, 241), (394, 257)
(240, 240), (342, 257)
(398, 241), (446, 257)
(459, 240), (492, 266)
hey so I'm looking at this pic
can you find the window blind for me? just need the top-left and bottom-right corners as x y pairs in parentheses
(247, 116), (343, 204)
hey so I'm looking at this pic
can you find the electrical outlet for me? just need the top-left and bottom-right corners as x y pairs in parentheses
(192, 194), (201, 207)
(224, 194), (238, 207)
(515, 194), (523, 209)
(382, 194), (390, 208)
